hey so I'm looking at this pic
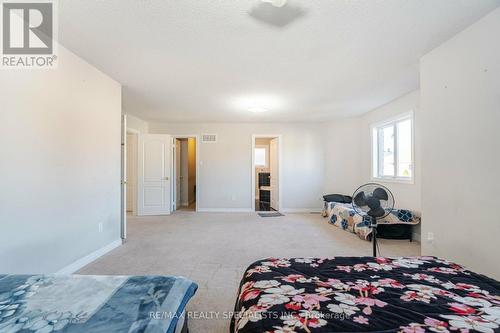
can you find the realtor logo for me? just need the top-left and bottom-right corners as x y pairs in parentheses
(1, 0), (57, 68)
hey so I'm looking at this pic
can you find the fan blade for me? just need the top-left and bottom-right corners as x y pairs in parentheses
(373, 187), (389, 201)
(353, 191), (367, 207)
(366, 196), (381, 210)
(249, 1), (305, 28)
(368, 206), (385, 218)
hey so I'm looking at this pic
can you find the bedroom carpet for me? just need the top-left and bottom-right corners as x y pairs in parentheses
(77, 212), (421, 333)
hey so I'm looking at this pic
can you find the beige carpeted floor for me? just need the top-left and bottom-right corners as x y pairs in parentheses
(78, 212), (420, 333)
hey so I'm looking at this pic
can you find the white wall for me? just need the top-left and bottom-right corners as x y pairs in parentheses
(0, 45), (122, 273)
(148, 122), (325, 212)
(360, 91), (421, 213)
(360, 91), (422, 241)
(323, 91), (421, 208)
(323, 118), (363, 196)
(420, 8), (500, 279)
(323, 91), (421, 240)
(126, 114), (148, 133)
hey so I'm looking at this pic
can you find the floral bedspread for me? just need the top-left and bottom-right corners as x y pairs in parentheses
(231, 257), (500, 333)
(0, 274), (197, 333)
(322, 202), (421, 240)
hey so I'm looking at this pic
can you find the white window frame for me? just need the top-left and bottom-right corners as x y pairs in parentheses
(254, 145), (268, 168)
(371, 111), (414, 184)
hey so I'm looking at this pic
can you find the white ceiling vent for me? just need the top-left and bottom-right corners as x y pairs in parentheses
(201, 134), (217, 144)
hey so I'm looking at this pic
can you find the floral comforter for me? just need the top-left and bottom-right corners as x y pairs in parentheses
(322, 202), (421, 240)
(0, 274), (197, 333)
(231, 257), (500, 333)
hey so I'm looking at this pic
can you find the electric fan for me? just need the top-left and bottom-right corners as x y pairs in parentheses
(352, 183), (395, 257)
(249, 0), (305, 28)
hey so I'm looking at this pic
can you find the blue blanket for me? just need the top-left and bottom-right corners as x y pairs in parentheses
(0, 274), (197, 333)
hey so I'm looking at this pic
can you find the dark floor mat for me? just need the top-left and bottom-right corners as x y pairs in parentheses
(258, 212), (284, 217)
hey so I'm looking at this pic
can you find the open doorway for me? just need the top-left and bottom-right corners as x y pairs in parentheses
(173, 136), (197, 212)
(125, 130), (139, 215)
(252, 135), (281, 212)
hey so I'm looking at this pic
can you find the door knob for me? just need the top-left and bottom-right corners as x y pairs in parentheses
(164, 177), (169, 180)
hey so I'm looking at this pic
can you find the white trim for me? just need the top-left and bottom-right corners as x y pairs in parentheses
(125, 127), (140, 217)
(197, 208), (253, 213)
(371, 176), (415, 184)
(126, 128), (140, 135)
(282, 208), (322, 213)
(370, 111), (414, 128)
(189, 207), (321, 213)
(171, 135), (200, 212)
(55, 239), (122, 275)
(251, 135), (283, 212)
(370, 111), (415, 183)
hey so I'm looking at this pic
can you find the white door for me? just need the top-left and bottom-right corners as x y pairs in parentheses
(269, 138), (279, 211)
(138, 134), (172, 215)
(175, 139), (181, 210)
(126, 133), (138, 214)
(121, 115), (127, 239)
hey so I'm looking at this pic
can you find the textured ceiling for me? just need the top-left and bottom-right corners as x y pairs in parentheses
(59, 0), (500, 122)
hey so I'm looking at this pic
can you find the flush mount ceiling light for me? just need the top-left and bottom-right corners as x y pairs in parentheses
(231, 94), (284, 114)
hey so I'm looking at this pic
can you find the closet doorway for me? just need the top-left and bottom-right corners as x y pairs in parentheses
(172, 136), (198, 212)
(125, 129), (139, 215)
(252, 135), (282, 212)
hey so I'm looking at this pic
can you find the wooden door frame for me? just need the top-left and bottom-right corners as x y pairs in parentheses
(251, 134), (282, 212)
(171, 135), (200, 212)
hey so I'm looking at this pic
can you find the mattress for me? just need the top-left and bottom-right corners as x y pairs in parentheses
(323, 201), (420, 240)
(0, 274), (197, 333)
(231, 256), (500, 332)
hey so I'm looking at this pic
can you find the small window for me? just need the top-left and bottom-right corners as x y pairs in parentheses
(254, 147), (267, 167)
(372, 113), (414, 182)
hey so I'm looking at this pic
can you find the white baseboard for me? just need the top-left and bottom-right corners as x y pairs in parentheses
(56, 239), (122, 275)
(196, 208), (322, 213)
(282, 208), (322, 213)
(197, 208), (253, 213)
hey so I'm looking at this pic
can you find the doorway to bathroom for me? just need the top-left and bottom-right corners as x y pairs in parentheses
(252, 135), (281, 212)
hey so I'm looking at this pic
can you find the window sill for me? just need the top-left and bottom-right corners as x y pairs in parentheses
(372, 177), (414, 185)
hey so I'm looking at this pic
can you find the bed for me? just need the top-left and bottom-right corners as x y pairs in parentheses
(322, 202), (420, 241)
(231, 256), (500, 333)
(0, 274), (197, 333)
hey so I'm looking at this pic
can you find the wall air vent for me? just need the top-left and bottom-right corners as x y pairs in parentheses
(201, 134), (217, 143)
